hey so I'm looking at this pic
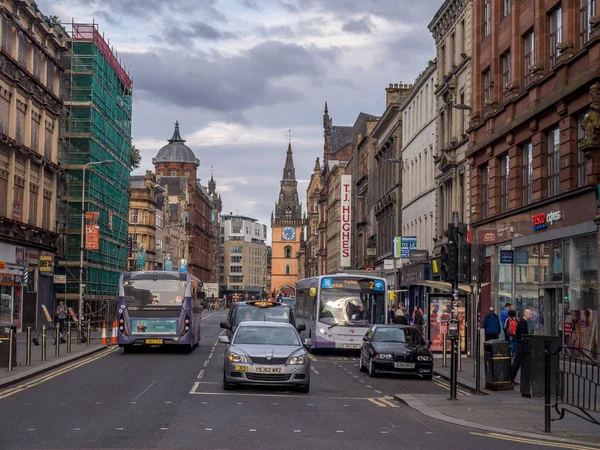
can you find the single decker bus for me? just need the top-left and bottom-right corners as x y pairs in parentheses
(295, 273), (388, 352)
(117, 271), (202, 352)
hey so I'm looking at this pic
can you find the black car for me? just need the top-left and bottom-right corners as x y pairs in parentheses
(359, 325), (433, 379)
(220, 300), (304, 339)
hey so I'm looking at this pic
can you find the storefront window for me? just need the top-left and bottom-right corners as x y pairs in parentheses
(0, 285), (12, 323)
(496, 244), (513, 312)
(563, 234), (598, 354)
(515, 245), (538, 320)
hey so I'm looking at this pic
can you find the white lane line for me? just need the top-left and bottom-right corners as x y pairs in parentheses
(205, 428), (213, 431)
(272, 402), (279, 405)
(353, 375), (358, 379)
(198, 369), (205, 379)
(249, 429), (257, 432)
(366, 385), (373, 388)
(343, 404), (349, 407)
(73, 428), (81, 431)
(189, 382), (199, 394)
(202, 401), (208, 404)
(132, 380), (157, 401)
(237, 402), (244, 405)
(359, 380), (365, 383)
(310, 366), (320, 375)
(27, 428), (35, 431)
(161, 428), (168, 431)
(375, 390), (383, 394)
(381, 431), (389, 434)
(165, 401), (172, 404)
(294, 430), (301, 433)
(130, 401), (137, 404)
(308, 403), (314, 406)
(116, 428), (124, 431)
(203, 360), (210, 367)
(336, 430), (344, 433)
(96, 402), (102, 404)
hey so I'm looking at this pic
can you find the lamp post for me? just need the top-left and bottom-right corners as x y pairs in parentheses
(79, 160), (114, 339)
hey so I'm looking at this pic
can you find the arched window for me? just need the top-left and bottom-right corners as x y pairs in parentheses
(285, 208), (292, 220)
(285, 264), (291, 275)
(284, 246), (292, 258)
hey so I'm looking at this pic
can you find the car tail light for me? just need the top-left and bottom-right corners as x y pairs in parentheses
(181, 314), (191, 336)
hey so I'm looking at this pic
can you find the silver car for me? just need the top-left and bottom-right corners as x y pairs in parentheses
(219, 321), (312, 393)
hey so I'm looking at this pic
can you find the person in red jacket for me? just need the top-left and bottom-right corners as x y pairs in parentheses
(510, 309), (532, 385)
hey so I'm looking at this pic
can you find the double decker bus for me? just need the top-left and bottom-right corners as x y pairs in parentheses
(116, 271), (202, 352)
(295, 273), (387, 351)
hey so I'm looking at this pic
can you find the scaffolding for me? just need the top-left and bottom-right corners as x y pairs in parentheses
(56, 22), (133, 323)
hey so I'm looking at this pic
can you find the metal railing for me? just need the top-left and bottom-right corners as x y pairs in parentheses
(549, 346), (600, 431)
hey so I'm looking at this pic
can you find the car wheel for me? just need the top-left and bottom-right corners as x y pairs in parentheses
(223, 372), (234, 390)
(359, 354), (367, 372)
(422, 374), (433, 381)
(368, 358), (376, 377)
(298, 381), (310, 393)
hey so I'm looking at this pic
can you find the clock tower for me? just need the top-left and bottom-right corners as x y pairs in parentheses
(271, 142), (304, 297)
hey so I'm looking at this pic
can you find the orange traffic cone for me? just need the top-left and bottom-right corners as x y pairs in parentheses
(100, 322), (108, 345)
(111, 320), (118, 345)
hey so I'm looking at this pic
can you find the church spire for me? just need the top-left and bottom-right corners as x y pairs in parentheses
(283, 142), (296, 181)
(313, 157), (320, 172)
(208, 166), (216, 195)
(168, 121), (185, 143)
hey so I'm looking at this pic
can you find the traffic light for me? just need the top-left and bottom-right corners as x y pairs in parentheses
(440, 242), (458, 282)
(458, 240), (471, 282)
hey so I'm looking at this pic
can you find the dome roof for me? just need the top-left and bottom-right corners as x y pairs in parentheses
(153, 121), (199, 166)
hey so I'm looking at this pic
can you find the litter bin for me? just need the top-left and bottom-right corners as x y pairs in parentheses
(484, 339), (512, 391)
(519, 335), (560, 398)
(0, 322), (17, 369)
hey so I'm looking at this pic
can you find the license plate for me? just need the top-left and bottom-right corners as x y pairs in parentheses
(256, 366), (283, 373)
(235, 365), (248, 371)
(145, 339), (163, 344)
(343, 344), (360, 349)
(394, 362), (415, 369)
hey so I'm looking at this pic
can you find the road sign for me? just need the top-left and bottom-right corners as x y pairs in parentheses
(409, 249), (429, 262)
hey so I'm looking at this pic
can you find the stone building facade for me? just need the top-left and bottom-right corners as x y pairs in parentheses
(0, 1), (67, 330)
(128, 171), (159, 271)
(304, 158), (322, 277)
(429, 0), (473, 255)
(468, 0), (600, 353)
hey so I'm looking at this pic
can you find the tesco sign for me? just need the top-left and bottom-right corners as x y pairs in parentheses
(532, 210), (561, 231)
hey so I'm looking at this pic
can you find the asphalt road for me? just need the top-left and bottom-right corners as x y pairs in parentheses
(0, 311), (578, 449)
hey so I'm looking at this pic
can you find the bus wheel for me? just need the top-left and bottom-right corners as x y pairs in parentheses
(123, 345), (134, 354)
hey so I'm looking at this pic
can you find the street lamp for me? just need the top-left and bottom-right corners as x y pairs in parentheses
(79, 160), (114, 339)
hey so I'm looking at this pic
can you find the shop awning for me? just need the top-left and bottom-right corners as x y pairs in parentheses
(409, 281), (489, 294)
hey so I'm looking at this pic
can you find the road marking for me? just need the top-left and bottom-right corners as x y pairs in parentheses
(249, 429), (257, 432)
(368, 398), (389, 407)
(27, 428), (35, 431)
(161, 428), (168, 431)
(205, 428), (213, 431)
(470, 432), (600, 450)
(96, 402), (102, 404)
(198, 369), (205, 379)
(190, 382), (199, 394)
(0, 348), (117, 400)
(294, 430), (301, 433)
(73, 428), (81, 431)
(366, 385), (373, 388)
(381, 431), (389, 434)
(343, 404), (349, 407)
(308, 403), (314, 405)
(132, 380), (157, 401)
(433, 380), (471, 396)
(237, 402), (244, 405)
(165, 401), (172, 404)
(116, 428), (124, 431)
(272, 402), (279, 405)
(310, 366), (320, 375)
(375, 390), (383, 394)
(336, 430), (344, 433)
(367, 396), (399, 408)
(130, 402), (137, 404)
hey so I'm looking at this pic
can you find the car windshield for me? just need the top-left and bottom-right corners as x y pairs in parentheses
(318, 290), (385, 326)
(372, 327), (424, 344)
(233, 326), (300, 346)
(235, 305), (290, 325)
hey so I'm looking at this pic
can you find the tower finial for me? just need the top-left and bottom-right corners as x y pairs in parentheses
(169, 121), (185, 143)
(288, 129), (292, 142)
(324, 101), (328, 114)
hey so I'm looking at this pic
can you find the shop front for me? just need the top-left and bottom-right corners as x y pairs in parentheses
(476, 191), (599, 357)
(399, 262), (431, 314)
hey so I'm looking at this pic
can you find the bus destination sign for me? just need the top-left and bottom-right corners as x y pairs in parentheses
(321, 278), (384, 291)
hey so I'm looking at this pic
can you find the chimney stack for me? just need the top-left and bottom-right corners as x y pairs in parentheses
(385, 82), (412, 107)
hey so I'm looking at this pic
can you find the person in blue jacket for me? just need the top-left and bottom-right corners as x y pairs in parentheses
(482, 306), (501, 341)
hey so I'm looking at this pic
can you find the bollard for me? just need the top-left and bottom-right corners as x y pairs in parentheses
(86, 321), (91, 347)
(67, 324), (72, 353)
(442, 333), (447, 367)
(55, 323), (60, 357)
(458, 333), (462, 372)
(42, 325), (47, 361)
(26, 327), (32, 366)
(7, 328), (14, 372)
(544, 340), (552, 433)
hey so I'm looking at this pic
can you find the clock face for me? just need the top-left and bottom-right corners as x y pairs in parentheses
(281, 227), (296, 241)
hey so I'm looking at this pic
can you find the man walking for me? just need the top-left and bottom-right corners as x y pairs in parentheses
(510, 308), (532, 386)
(55, 301), (68, 343)
(482, 306), (501, 341)
(500, 303), (511, 340)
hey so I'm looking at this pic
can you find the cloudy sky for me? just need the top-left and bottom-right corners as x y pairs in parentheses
(39, 0), (439, 242)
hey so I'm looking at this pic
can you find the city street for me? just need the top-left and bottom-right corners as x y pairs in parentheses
(0, 312), (591, 450)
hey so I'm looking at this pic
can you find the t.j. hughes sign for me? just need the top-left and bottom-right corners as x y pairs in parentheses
(340, 175), (352, 267)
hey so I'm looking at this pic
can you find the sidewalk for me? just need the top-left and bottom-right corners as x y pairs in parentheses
(0, 327), (108, 389)
(395, 355), (600, 445)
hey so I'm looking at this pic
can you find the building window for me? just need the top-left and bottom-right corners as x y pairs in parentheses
(481, 165), (489, 219)
(231, 255), (242, 263)
(549, 6), (563, 69)
(29, 184), (38, 226)
(231, 246), (243, 253)
(524, 30), (535, 87)
(483, 68), (492, 114)
(547, 127), (560, 197)
(522, 142), (533, 206)
(578, 111), (589, 187)
(31, 115), (40, 152)
(0, 93), (9, 136)
(230, 265), (242, 273)
(46, 62), (54, 92)
(284, 246), (292, 258)
(580, 0), (596, 47)
(130, 209), (138, 224)
(285, 208), (292, 220)
(44, 120), (53, 160)
(1, 18), (12, 53)
(32, 49), (41, 79)
(231, 226), (242, 234)
(229, 276), (243, 283)
(500, 154), (510, 213)
(14, 176), (24, 221)
(41, 190), (51, 230)
(484, 0), (491, 37)
(285, 264), (291, 275)
(460, 19), (465, 54)
(313, 200), (318, 213)
(0, 173), (8, 217)
(16, 104), (25, 144)
(17, 31), (27, 67)
(503, 0), (511, 17)
(501, 51), (511, 101)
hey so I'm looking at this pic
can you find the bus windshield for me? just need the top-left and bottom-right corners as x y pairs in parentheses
(318, 289), (385, 327)
(124, 278), (186, 307)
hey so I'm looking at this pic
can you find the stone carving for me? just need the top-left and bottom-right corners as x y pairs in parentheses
(581, 83), (600, 149)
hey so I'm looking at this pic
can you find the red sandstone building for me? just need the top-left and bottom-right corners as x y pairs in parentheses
(468, 0), (599, 352)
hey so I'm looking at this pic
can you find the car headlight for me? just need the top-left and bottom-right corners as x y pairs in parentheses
(289, 355), (308, 365)
(417, 355), (432, 361)
(228, 352), (247, 363)
(376, 354), (393, 360)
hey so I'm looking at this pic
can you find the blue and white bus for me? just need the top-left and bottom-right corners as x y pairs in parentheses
(116, 271), (202, 352)
(295, 273), (388, 352)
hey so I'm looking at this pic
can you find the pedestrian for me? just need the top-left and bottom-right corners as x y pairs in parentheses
(500, 302), (511, 340)
(413, 306), (424, 335)
(504, 309), (518, 355)
(394, 308), (409, 325)
(510, 308), (532, 386)
(482, 306), (501, 341)
(388, 306), (396, 324)
(55, 301), (67, 343)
